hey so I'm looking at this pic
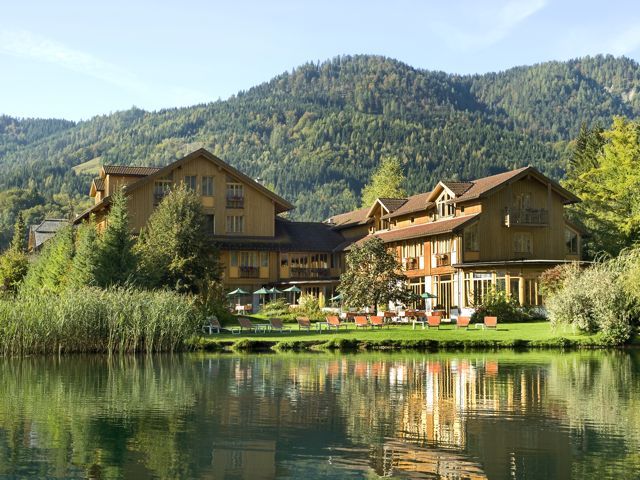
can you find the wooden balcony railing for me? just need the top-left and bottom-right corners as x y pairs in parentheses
(403, 257), (420, 270)
(504, 207), (549, 226)
(435, 254), (450, 267)
(226, 196), (245, 208)
(239, 266), (259, 278)
(289, 267), (331, 279)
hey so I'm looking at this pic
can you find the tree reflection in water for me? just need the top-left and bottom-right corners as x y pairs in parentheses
(0, 351), (637, 479)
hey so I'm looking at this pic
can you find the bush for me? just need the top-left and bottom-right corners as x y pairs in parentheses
(261, 298), (289, 317)
(471, 289), (535, 323)
(298, 293), (322, 318)
(546, 256), (636, 345)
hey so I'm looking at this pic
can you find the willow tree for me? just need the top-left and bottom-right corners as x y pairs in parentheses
(338, 237), (410, 312)
(361, 157), (407, 207)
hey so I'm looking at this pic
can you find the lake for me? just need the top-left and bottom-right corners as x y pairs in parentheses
(0, 351), (638, 479)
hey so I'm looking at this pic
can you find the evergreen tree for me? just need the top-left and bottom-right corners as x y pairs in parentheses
(135, 184), (220, 294)
(564, 117), (640, 257)
(361, 157), (407, 207)
(338, 237), (411, 312)
(21, 225), (75, 294)
(0, 214), (29, 293)
(96, 192), (137, 287)
(68, 219), (100, 289)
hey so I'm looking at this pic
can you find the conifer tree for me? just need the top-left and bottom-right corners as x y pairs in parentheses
(96, 192), (137, 287)
(0, 213), (29, 293)
(10, 212), (27, 253)
(21, 225), (74, 294)
(135, 184), (220, 294)
(361, 157), (407, 207)
(68, 219), (100, 289)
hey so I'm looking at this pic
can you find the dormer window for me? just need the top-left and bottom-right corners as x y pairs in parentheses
(436, 191), (455, 218)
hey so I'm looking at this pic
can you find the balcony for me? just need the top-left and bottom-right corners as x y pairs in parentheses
(435, 253), (450, 267)
(504, 207), (549, 227)
(290, 267), (331, 279)
(239, 266), (259, 278)
(404, 257), (420, 270)
(226, 196), (245, 209)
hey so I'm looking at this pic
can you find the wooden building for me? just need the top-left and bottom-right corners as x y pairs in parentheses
(326, 166), (582, 313)
(74, 149), (345, 306)
(74, 148), (582, 312)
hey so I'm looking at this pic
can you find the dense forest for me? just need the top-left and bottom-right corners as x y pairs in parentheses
(1, 54), (639, 248)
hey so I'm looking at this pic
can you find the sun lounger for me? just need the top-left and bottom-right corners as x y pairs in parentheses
(269, 318), (291, 333)
(296, 316), (311, 332)
(412, 311), (428, 330)
(427, 315), (441, 329)
(202, 315), (221, 334)
(455, 316), (471, 329)
(326, 315), (348, 330)
(235, 316), (269, 334)
(484, 316), (498, 329)
(354, 315), (369, 329)
(370, 316), (386, 329)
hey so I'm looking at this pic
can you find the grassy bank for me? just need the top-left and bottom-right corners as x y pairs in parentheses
(190, 321), (625, 352)
(0, 287), (198, 355)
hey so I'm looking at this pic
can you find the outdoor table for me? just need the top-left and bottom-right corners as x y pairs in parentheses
(412, 318), (427, 330)
(474, 323), (485, 329)
(315, 322), (329, 332)
(235, 305), (246, 313)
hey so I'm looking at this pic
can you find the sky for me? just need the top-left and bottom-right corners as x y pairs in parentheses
(1, 0), (640, 121)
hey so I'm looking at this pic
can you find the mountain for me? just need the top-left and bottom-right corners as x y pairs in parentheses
(1, 54), (639, 248)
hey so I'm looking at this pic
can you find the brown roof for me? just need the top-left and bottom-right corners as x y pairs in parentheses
(325, 207), (372, 228)
(381, 192), (434, 220)
(102, 165), (161, 177)
(378, 198), (407, 213)
(449, 167), (529, 203)
(93, 177), (104, 191)
(441, 181), (473, 196)
(358, 214), (479, 245)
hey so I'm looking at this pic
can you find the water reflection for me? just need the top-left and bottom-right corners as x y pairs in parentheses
(0, 351), (637, 479)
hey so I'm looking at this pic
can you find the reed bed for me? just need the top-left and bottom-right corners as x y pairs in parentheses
(0, 287), (198, 355)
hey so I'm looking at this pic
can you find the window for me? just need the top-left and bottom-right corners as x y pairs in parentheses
(226, 182), (244, 208)
(204, 214), (215, 234)
(201, 176), (214, 196)
(464, 272), (493, 306)
(565, 228), (579, 254)
(230, 252), (238, 267)
(184, 175), (197, 191)
(402, 240), (424, 259)
(436, 190), (455, 218)
(260, 251), (269, 268)
(226, 215), (244, 233)
(432, 237), (451, 254)
(515, 192), (532, 210)
(513, 232), (532, 254)
(153, 177), (172, 205)
(463, 223), (479, 251)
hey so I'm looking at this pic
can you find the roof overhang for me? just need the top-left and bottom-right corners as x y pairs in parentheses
(453, 259), (591, 268)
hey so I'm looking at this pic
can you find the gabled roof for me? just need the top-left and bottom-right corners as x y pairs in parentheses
(101, 165), (161, 177)
(378, 197), (407, 212)
(29, 219), (69, 250)
(121, 149), (294, 213)
(325, 206), (372, 229)
(76, 149), (295, 223)
(441, 181), (473, 196)
(210, 218), (346, 252)
(355, 214), (479, 245)
(90, 177), (104, 197)
(381, 192), (434, 220)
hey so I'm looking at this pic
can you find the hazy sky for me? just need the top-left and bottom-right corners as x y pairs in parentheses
(2, 0), (640, 120)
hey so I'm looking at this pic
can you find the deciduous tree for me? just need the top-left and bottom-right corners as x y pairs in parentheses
(361, 157), (407, 207)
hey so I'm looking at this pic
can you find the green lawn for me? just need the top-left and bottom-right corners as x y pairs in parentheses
(193, 321), (607, 351)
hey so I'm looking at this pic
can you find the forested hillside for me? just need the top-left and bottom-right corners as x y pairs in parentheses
(1, 54), (639, 248)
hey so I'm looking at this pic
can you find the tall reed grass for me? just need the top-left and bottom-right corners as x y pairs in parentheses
(0, 287), (198, 355)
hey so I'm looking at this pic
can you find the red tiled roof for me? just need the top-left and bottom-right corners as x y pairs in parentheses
(102, 165), (161, 177)
(358, 214), (479, 245)
(326, 207), (371, 228)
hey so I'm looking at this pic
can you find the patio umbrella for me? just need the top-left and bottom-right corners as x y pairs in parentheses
(254, 287), (270, 307)
(329, 293), (343, 302)
(421, 292), (437, 311)
(283, 285), (301, 304)
(227, 288), (249, 306)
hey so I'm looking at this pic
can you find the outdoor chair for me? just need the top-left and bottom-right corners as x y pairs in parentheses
(455, 316), (471, 329)
(202, 315), (221, 334)
(296, 316), (312, 332)
(354, 315), (369, 329)
(427, 315), (441, 329)
(370, 316), (386, 329)
(269, 318), (291, 333)
(383, 311), (396, 323)
(484, 316), (498, 329)
(326, 315), (348, 330)
(235, 316), (269, 334)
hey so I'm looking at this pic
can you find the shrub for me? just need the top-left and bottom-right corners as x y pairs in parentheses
(298, 293), (322, 318)
(471, 289), (534, 323)
(546, 256), (635, 345)
(261, 298), (289, 317)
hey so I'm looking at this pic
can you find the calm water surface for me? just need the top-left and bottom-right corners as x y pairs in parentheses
(0, 351), (639, 479)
